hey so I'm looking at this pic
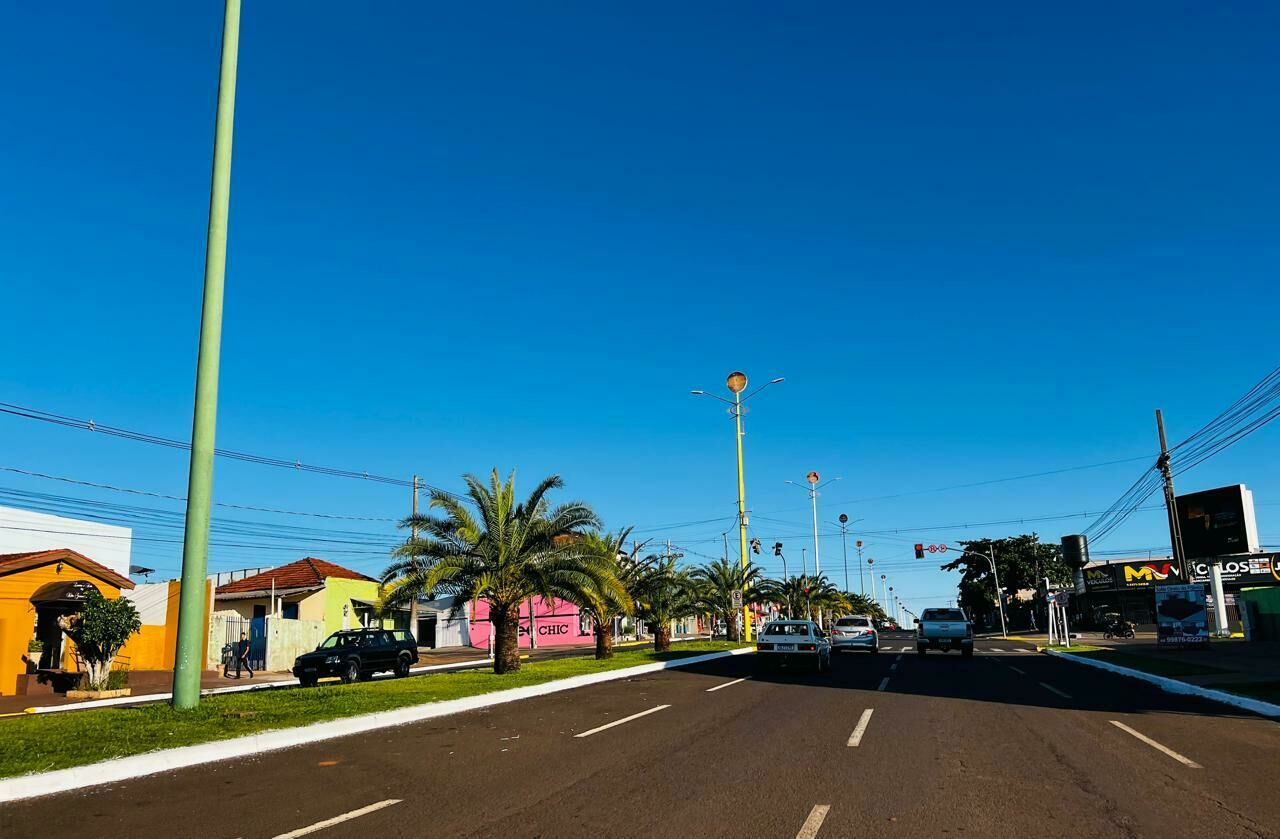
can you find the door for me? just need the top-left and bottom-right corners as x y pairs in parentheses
(250, 605), (268, 670)
(370, 631), (398, 668)
(420, 616), (437, 649)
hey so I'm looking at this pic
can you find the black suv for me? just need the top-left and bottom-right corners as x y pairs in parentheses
(293, 628), (418, 687)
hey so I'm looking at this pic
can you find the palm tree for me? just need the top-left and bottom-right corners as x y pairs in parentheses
(691, 558), (762, 642)
(758, 574), (852, 623)
(633, 557), (700, 652)
(383, 469), (620, 674)
(563, 527), (651, 659)
(843, 591), (886, 621)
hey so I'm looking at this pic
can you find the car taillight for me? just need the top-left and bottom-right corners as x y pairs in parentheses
(757, 642), (774, 650)
(799, 643), (816, 651)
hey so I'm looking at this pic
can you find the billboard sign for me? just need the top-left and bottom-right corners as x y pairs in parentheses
(1083, 565), (1117, 592)
(1176, 484), (1260, 559)
(1155, 584), (1209, 646)
(1117, 560), (1182, 589)
(1189, 553), (1279, 587)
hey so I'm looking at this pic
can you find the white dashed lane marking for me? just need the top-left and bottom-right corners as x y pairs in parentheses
(574, 705), (671, 738)
(1110, 720), (1203, 768)
(796, 804), (831, 838)
(847, 709), (874, 747)
(877, 676), (890, 691)
(273, 799), (401, 839)
(705, 677), (748, 693)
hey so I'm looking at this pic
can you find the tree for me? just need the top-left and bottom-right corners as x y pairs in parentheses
(843, 591), (886, 622)
(384, 469), (621, 674)
(691, 558), (762, 642)
(57, 591), (141, 692)
(939, 534), (1069, 628)
(633, 557), (700, 652)
(563, 527), (649, 659)
(759, 575), (859, 623)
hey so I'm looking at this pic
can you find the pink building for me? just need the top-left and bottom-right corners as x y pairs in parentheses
(467, 596), (593, 649)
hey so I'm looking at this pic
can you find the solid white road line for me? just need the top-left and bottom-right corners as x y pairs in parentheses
(796, 804), (831, 839)
(1008, 665), (1026, 675)
(574, 704), (671, 738)
(847, 709), (874, 747)
(877, 676), (890, 691)
(706, 677), (748, 693)
(273, 799), (401, 839)
(1038, 681), (1072, 699)
(1109, 721), (1203, 768)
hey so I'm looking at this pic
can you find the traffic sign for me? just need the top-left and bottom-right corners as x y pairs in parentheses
(730, 590), (744, 609)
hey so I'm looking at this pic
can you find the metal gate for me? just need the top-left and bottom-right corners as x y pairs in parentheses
(222, 617), (267, 672)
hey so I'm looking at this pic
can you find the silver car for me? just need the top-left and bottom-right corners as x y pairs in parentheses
(829, 615), (879, 654)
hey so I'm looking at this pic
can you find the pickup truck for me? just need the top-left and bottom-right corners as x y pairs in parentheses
(293, 628), (418, 687)
(914, 607), (974, 657)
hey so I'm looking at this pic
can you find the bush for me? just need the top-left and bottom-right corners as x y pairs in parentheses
(58, 591), (141, 691)
(27, 639), (43, 654)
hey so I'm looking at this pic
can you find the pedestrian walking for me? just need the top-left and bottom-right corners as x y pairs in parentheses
(226, 631), (254, 679)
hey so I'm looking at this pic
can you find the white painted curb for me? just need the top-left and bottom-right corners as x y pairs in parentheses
(1046, 649), (1280, 719)
(22, 658), (494, 715)
(0, 647), (753, 803)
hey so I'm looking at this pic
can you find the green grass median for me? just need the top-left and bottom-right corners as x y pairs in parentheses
(1067, 648), (1232, 678)
(0, 641), (746, 780)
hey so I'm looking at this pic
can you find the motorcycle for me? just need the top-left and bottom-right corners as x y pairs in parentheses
(1103, 620), (1136, 639)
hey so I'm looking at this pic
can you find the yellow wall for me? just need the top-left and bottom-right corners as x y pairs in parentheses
(0, 565), (119, 696)
(117, 581), (209, 671)
(297, 589), (326, 621)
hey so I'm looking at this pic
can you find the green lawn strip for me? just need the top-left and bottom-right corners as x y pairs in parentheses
(1049, 644), (1103, 652)
(1069, 649), (1233, 677)
(0, 641), (745, 780)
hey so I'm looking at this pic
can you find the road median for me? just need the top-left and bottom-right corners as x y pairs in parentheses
(1045, 648), (1280, 719)
(0, 641), (751, 802)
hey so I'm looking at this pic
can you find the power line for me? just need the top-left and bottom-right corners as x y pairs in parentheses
(0, 402), (460, 497)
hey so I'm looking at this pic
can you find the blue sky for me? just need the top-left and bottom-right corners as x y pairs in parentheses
(2, 3), (1278, 609)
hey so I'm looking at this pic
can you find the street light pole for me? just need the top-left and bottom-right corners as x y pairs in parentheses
(173, 0), (241, 711)
(856, 540), (865, 595)
(692, 373), (783, 645)
(966, 546), (1008, 639)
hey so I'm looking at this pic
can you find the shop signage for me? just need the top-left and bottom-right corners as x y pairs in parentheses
(1189, 553), (1280, 586)
(1118, 560), (1182, 588)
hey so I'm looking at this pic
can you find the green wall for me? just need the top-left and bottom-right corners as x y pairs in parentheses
(321, 578), (392, 634)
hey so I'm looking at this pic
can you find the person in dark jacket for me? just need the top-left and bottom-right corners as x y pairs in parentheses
(226, 632), (254, 679)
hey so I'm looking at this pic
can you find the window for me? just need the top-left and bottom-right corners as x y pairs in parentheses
(281, 602), (299, 620)
(921, 609), (966, 622)
(764, 623), (813, 637)
(836, 617), (870, 627)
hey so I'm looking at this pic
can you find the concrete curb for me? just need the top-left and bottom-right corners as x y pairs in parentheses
(0, 647), (753, 803)
(1045, 649), (1280, 719)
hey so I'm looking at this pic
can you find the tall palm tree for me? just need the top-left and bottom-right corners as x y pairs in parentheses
(562, 527), (651, 659)
(691, 558), (763, 642)
(633, 557), (700, 652)
(383, 469), (620, 674)
(843, 591), (886, 621)
(758, 574), (851, 623)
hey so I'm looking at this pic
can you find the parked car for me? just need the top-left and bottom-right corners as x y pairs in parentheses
(914, 607), (974, 657)
(755, 620), (832, 673)
(829, 615), (879, 654)
(293, 628), (418, 687)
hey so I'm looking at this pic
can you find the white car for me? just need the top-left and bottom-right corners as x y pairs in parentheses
(755, 620), (832, 673)
(829, 614), (879, 653)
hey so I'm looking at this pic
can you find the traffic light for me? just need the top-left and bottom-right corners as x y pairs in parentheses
(914, 543), (925, 559)
(750, 537), (761, 554)
(772, 541), (783, 556)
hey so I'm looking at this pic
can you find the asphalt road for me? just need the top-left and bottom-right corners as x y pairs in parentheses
(3, 633), (1278, 838)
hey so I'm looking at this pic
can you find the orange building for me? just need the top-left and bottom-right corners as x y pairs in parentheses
(0, 548), (133, 696)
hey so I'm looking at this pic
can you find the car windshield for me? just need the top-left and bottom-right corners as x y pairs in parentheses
(318, 632), (363, 649)
(764, 623), (812, 636)
(921, 609), (966, 622)
(837, 618), (870, 627)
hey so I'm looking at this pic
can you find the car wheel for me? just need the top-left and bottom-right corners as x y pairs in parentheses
(299, 675), (317, 688)
(341, 660), (360, 684)
(395, 654), (412, 678)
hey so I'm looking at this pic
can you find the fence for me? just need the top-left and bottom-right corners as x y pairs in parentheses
(208, 614), (325, 672)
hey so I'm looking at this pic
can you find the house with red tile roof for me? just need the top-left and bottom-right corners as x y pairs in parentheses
(214, 557), (390, 634)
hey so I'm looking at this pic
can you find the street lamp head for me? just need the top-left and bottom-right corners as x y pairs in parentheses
(726, 371), (748, 393)
(806, 471), (820, 485)
(838, 513), (848, 524)
(770, 377), (785, 384)
(690, 390), (705, 395)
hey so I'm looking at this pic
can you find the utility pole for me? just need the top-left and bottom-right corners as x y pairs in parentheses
(172, 0), (241, 711)
(856, 540), (865, 595)
(408, 475), (420, 644)
(1155, 409), (1188, 580)
(839, 514), (850, 592)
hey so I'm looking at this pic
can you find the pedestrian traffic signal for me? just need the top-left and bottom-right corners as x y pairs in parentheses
(772, 541), (783, 556)
(750, 538), (761, 554)
(914, 543), (925, 559)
